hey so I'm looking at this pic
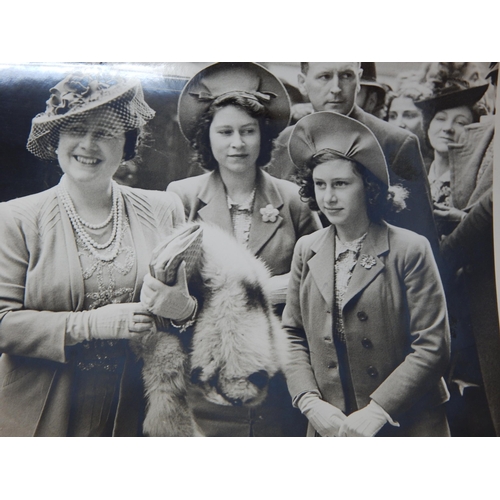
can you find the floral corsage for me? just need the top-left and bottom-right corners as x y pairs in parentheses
(260, 204), (279, 223)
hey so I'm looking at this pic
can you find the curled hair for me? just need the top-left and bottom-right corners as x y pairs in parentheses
(189, 94), (278, 172)
(295, 151), (407, 224)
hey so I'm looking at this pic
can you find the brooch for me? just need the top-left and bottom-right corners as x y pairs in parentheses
(359, 254), (377, 269)
(260, 204), (279, 223)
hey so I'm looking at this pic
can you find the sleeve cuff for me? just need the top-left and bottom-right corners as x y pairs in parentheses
(370, 400), (400, 427)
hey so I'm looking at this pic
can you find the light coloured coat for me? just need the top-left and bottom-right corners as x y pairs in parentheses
(0, 184), (185, 436)
(283, 222), (451, 436)
(167, 168), (322, 276)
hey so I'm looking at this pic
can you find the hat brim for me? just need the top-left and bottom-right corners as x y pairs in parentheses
(178, 62), (291, 142)
(414, 83), (488, 114)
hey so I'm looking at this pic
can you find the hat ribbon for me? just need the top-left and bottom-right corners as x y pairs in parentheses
(312, 148), (355, 163)
(189, 89), (277, 104)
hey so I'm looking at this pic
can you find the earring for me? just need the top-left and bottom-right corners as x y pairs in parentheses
(55, 149), (59, 154)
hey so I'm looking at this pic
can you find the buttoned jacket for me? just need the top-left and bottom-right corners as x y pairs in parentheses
(167, 168), (321, 276)
(283, 222), (450, 435)
(0, 184), (185, 436)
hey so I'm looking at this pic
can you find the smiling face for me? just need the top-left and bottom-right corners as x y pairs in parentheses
(57, 111), (126, 186)
(298, 62), (362, 115)
(427, 105), (474, 155)
(209, 105), (261, 175)
(313, 158), (369, 241)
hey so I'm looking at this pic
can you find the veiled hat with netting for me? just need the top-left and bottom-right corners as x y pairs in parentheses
(26, 72), (155, 160)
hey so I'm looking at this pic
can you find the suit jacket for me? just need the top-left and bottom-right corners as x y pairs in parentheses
(0, 183), (185, 436)
(283, 222), (450, 436)
(167, 168), (322, 276)
(266, 106), (439, 254)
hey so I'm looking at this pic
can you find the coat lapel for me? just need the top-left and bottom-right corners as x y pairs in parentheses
(307, 226), (335, 309)
(196, 170), (234, 234)
(342, 222), (388, 310)
(247, 170), (284, 256)
(55, 187), (86, 311)
(121, 189), (150, 300)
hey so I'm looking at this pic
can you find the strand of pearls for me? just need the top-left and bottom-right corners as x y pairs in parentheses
(76, 192), (116, 229)
(58, 181), (125, 263)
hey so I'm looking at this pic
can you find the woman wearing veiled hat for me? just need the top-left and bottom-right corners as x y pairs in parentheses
(0, 72), (189, 436)
(143, 62), (321, 436)
(283, 111), (451, 437)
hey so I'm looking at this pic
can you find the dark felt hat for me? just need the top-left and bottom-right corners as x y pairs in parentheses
(178, 62), (291, 142)
(414, 82), (489, 115)
(360, 62), (386, 101)
(288, 111), (389, 185)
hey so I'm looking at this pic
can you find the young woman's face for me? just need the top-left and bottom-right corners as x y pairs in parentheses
(313, 158), (369, 236)
(388, 97), (424, 138)
(57, 112), (126, 186)
(209, 105), (261, 174)
(427, 106), (474, 155)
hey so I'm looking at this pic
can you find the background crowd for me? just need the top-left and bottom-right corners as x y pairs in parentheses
(0, 61), (498, 437)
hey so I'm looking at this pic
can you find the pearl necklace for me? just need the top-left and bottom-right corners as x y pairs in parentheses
(58, 182), (125, 263)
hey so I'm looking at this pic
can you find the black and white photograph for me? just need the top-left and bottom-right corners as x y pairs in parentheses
(1, 61), (498, 442)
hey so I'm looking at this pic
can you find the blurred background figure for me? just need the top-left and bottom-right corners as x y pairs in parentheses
(436, 63), (499, 436)
(414, 63), (497, 436)
(386, 84), (433, 170)
(356, 62), (387, 119)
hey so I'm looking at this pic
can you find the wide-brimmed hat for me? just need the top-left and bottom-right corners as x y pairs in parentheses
(414, 82), (489, 116)
(178, 62), (291, 142)
(288, 111), (389, 185)
(27, 72), (156, 160)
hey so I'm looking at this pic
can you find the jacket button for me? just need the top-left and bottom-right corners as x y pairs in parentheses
(357, 311), (368, 321)
(328, 361), (337, 369)
(361, 338), (373, 349)
(367, 366), (378, 377)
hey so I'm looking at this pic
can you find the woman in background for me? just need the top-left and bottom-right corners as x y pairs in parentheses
(386, 84), (433, 170)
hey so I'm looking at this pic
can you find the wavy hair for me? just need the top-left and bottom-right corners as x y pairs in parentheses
(189, 94), (278, 171)
(295, 151), (407, 224)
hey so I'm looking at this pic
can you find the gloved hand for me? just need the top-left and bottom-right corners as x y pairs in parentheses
(297, 392), (346, 437)
(66, 302), (156, 345)
(140, 261), (196, 322)
(338, 400), (389, 437)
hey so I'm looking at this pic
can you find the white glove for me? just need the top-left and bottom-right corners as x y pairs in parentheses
(339, 400), (390, 437)
(140, 261), (196, 322)
(66, 302), (156, 345)
(298, 392), (346, 437)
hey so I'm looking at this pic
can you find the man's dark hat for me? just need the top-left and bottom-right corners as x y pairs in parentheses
(360, 62), (386, 103)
